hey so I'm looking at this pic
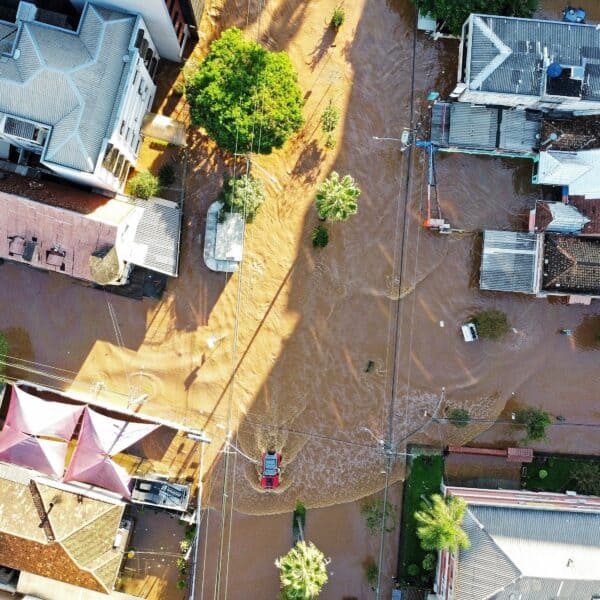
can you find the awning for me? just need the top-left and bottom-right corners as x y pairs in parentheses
(0, 423), (68, 477)
(7, 386), (83, 439)
(63, 407), (158, 498)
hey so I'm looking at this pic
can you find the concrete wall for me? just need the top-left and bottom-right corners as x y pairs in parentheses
(71, 0), (186, 61)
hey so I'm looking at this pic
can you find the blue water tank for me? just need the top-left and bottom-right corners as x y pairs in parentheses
(563, 7), (586, 23)
(547, 62), (563, 78)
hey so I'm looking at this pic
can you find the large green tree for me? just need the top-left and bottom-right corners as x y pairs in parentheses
(315, 172), (360, 222)
(186, 28), (304, 154)
(220, 174), (265, 222)
(275, 541), (329, 600)
(415, 0), (538, 36)
(414, 494), (470, 553)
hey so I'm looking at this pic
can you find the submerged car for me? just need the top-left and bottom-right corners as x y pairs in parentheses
(260, 451), (281, 489)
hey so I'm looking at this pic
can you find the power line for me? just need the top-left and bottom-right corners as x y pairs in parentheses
(375, 6), (420, 598)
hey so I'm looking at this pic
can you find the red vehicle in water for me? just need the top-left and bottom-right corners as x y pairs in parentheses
(260, 451), (281, 489)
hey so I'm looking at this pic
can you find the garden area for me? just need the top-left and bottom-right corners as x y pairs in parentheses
(397, 453), (444, 587)
(522, 455), (600, 495)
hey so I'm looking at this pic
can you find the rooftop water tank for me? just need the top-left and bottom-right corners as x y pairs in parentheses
(547, 62), (563, 78)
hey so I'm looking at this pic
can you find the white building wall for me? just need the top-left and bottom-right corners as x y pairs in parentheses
(70, 0), (184, 61)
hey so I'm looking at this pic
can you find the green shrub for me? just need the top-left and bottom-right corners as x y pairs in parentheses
(422, 553), (437, 572)
(538, 469), (548, 480)
(176, 557), (187, 573)
(129, 172), (160, 199)
(407, 563), (420, 577)
(180, 539), (191, 553)
(330, 7), (346, 29)
(187, 28), (304, 154)
(448, 408), (470, 428)
(311, 225), (329, 248)
(158, 162), (176, 187)
(365, 560), (378, 586)
(324, 135), (337, 150)
(173, 81), (185, 96)
(412, 0), (538, 36)
(360, 497), (396, 534)
(0, 331), (8, 379)
(321, 102), (340, 134)
(220, 174), (265, 222)
(571, 462), (600, 495)
(176, 579), (186, 590)
(294, 501), (306, 517)
(515, 407), (552, 443)
(472, 309), (510, 340)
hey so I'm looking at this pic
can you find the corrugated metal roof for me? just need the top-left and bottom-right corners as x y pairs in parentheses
(430, 102), (450, 146)
(454, 503), (600, 600)
(498, 110), (540, 152)
(467, 14), (600, 100)
(128, 199), (181, 276)
(448, 104), (498, 150)
(0, 3), (137, 173)
(480, 230), (540, 293)
(538, 149), (600, 198)
(547, 202), (590, 233)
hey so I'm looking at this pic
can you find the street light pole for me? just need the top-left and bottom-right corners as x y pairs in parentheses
(187, 433), (211, 600)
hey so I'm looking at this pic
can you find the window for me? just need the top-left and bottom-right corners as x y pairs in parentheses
(114, 154), (124, 177)
(132, 70), (139, 85)
(119, 120), (125, 135)
(145, 48), (153, 64)
(149, 57), (158, 79)
(138, 80), (144, 96)
(135, 138), (141, 154)
(134, 29), (144, 49)
(139, 38), (148, 59)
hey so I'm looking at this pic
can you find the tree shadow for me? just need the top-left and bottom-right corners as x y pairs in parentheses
(309, 27), (337, 70)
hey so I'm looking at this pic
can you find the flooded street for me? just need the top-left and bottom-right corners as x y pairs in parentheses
(0, 3), (598, 593)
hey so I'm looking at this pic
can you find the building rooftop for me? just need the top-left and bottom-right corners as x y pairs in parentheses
(0, 2), (136, 172)
(446, 487), (600, 600)
(0, 190), (181, 280)
(431, 103), (540, 154)
(541, 116), (600, 151)
(0, 461), (125, 593)
(480, 230), (540, 294)
(537, 149), (600, 198)
(568, 196), (600, 233)
(466, 14), (600, 100)
(534, 201), (590, 234)
(542, 233), (600, 294)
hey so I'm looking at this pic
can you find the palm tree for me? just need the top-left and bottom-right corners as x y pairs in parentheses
(414, 494), (470, 553)
(275, 541), (329, 599)
(315, 172), (360, 221)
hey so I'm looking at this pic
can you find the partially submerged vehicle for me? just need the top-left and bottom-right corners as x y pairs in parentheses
(461, 322), (479, 342)
(260, 451), (281, 489)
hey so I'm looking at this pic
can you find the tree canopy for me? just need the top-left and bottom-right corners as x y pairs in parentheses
(220, 174), (265, 222)
(315, 172), (360, 222)
(415, 0), (538, 36)
(515, 407), (552, 443)
(275, 541), (329, 600)
(186, 28), (304, 154)
(414, 494), (470, 553)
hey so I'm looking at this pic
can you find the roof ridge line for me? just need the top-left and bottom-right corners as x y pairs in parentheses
(56, 498), (119, 543)
(469, 16), (512, 91)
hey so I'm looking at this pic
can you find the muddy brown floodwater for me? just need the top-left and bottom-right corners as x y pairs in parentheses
(0, 0), (598, 576)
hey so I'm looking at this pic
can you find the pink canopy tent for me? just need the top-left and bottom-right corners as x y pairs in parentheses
(0, 424), (68, 477)
(64, 407), (159, 498)
(7, 386), (83, 439)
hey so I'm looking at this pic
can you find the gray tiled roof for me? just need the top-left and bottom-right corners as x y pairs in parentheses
(0, 3), (136, 172)
(454, 505), (600, 600)
(467, 15), (600, 99)
(480, 230), (540, 293)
